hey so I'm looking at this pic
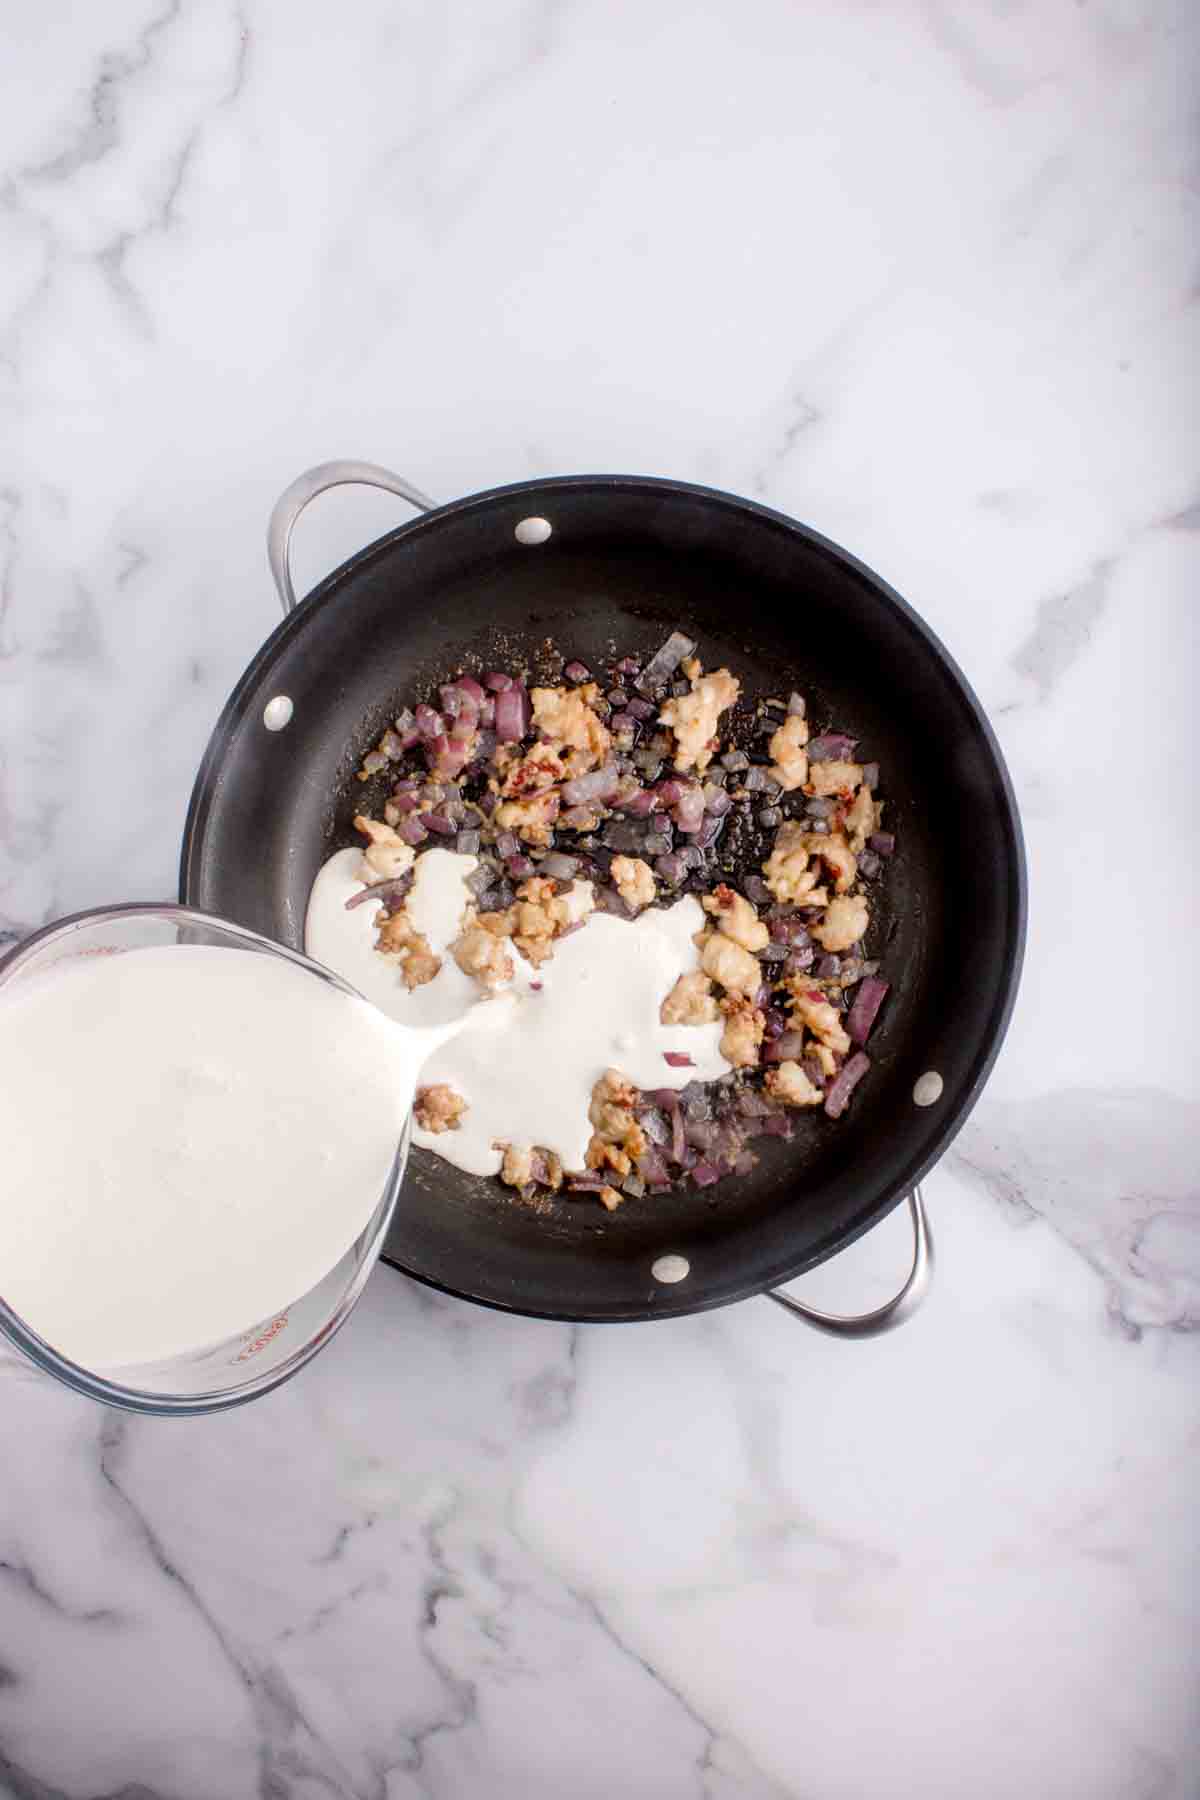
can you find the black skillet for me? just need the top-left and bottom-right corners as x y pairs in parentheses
(181, 464), (1025, 1333)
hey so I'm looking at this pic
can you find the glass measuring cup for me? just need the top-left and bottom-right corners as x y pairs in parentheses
(0, 904), (410, 1415)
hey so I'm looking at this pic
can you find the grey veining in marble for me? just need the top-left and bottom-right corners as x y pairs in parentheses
(0, 3), (1197, 1796)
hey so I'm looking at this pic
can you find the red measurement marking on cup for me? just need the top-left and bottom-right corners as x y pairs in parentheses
(232, 1313), (289, 1363)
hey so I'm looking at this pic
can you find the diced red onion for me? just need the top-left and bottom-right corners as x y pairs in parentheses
(679, 845), (704, 869)
(857, 850), (882, 880)
(758, 806), (782, 828)
(636, 1144), (671, 1185)
(786, 945), (814, 974)
(721, 750), (749, 772)
(787, 692), (806, 716)
(744, 875), (772, 904)
(640, 1108), (671, 1147)
(816, 954), (842, 978)
(609, 712), (637, 741)
(560, 804), (599, 829)
(457, 675), (485, 704)
(505, 853), (535, 879)
(808, 733), (858, 761)
(641, 832), (669, 855)
(703, 785), (732, 817)
(762, 1008), (787, 1038)
(361, 750), (388, 775)
(594, 885), (636, 919)
(568, 1173), (611, 1193)
(868, 832), (895, 857)
(485, 671), (512, 692)
(427, 735), (471, 779)
(455, 828), (481, 855)
(616, 655), (641, 676)
(626, 698), (655, 720)
(861, 761), (879, 788)
(602, 821), (647, 853)
(494, 683), (529, 742)
(562, 763), (620, 807)
(397, 815), (429, 846)
(495, 831), (519, 858)
(744, 766), (770, 793)
(759, 943), (788, 963)
(391, 790), (420, 814)
(465, 865), (494, 896)
(414, 703), (444, 740)
(846, 977), (889, 1046)
(693, 815), (725, 849)
(421, 812), (457, 836)
(344, 872), (412, 911)
(655, 777), (686, 806)
(764, 1030), (805, 1062)
(541, 852), (580, 880)
(636, 629), (695, 693)
(654, 852), (688, 884)
(761, 1113), (793, 1139)
(664, 1051), (694, 1068)
(824, 1051), (870, 1119)
(479, 697), (495, 728)
(607, 687), (628, 708)
(686, 1119), (719, 1151)
(691, 1162), (721, 1187)
(563, 660), (590, 683)
(619, 788), (658, 817)
(673, 788), (706, 833)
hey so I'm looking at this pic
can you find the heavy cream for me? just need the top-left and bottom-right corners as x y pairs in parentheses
(305, 847), (730, 1178)
(0, 944), (440, 1370)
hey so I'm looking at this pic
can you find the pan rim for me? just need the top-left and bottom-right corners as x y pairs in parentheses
(180, 472), (1027, 1320)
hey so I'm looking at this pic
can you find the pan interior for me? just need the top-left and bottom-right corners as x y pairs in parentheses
(182, 479), (1023, 1320)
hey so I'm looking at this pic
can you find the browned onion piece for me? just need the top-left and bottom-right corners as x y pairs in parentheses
(344, 872), (413, 911)
(494, 684), (529, 742)
(636, 629), (696, 692)
(562, 763), (620, 806)
(824, 1051), (870, 1119)
(846, 977), (889, 1045)
(763, 1030), (805, 1062)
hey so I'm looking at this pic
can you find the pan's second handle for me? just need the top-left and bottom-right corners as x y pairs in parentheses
(267, 461), (436, 618)
(765, 1188), (931, 1338)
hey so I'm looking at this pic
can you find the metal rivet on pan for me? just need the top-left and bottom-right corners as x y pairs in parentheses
(651, 1254), (690, 1285)
(263, 696), (294, 731)
(514, 516), (552, 545)
(913, 1071), (944, 1107)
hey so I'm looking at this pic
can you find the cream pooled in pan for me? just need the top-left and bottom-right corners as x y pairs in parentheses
(305, 631), (895, 1211)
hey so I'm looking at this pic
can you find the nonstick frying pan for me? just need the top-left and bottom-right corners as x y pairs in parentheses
(181, 464), (1025, 1333)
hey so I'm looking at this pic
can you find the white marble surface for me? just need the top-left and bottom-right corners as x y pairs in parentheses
(1, 3), (1198, 1795)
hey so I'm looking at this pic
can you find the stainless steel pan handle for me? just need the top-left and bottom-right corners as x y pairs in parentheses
(267, 461), (436, 617)
(765, 1187), (931, 1337)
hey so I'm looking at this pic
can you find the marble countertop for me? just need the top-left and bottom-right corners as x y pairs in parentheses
(2, 4), (1197, 1796)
